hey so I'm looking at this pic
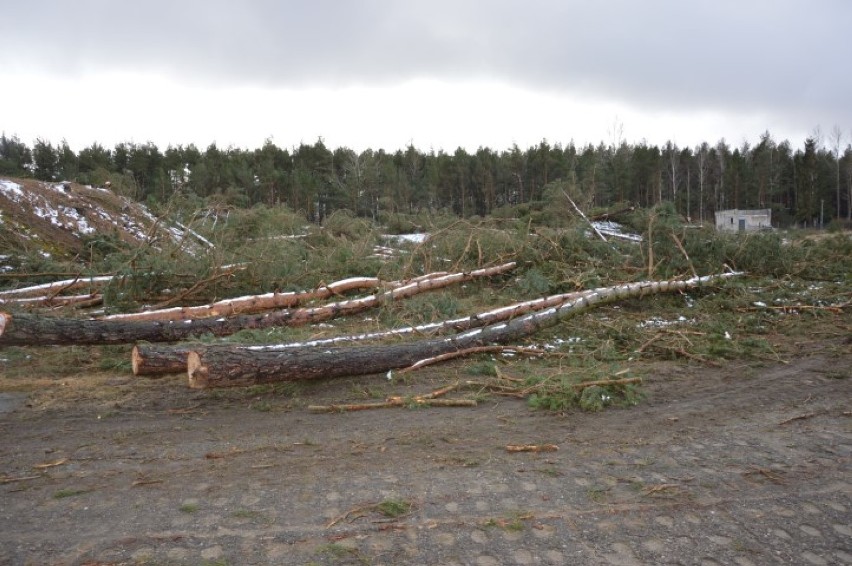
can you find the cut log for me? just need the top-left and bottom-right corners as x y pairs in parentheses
(132, 344), (195, 376)
(108, 271), (454, 322)
(0, 276), (113, 299)
(0, 293), (103, 308)
(102, 276), (386, 322)
(186, 272), (741, 388)
(132, 286), (589, 376)
(0, 262), (515, 347)
(562, 188), (608, 242)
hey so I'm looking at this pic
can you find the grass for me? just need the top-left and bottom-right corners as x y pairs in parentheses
(314, 542), (371, 565)
(375, 498), (412, 518)
(179, 502), (199, 513)
(484, 510), (534, 531)
(230, 509), (272, 523)
(53, 488), (89, 499)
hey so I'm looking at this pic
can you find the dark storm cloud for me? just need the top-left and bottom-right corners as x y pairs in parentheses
(3, 0), (850, 131)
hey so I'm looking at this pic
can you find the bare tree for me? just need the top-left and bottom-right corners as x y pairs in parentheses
(665, 141), (679, 208)
(830, 125), (843, 220)
(696, 142), (709, 223)
(716, 140), (728, 211)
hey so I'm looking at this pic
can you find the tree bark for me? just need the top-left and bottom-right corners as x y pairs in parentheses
(186, 273), (740, 388)
(0, 263), (515, 347)
(132, 344), (195, 376)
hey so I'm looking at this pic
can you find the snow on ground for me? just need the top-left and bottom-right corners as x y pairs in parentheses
(590, 221), (643, 242)
(33, 204), (96, 235)
(383, 233), (429, 244)
(372, 233), (429, 260)
(2, 180), (96, 235)
(0, 178), (213, 253)
(638, 315), (695, 328)
(0, 179), (24, 198)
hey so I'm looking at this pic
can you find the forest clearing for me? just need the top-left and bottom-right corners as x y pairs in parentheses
(0, 177), (850, 565)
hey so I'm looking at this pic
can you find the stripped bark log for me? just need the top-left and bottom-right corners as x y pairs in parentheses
(103, 276), (387, 322)
(0, 263), (515, 347)
(186, 272), (741, 388)
(132, 285), (588, 376)
(562, 188), (608, 242)
(0, 276), (113, 299)
(0, 293), (103, 308)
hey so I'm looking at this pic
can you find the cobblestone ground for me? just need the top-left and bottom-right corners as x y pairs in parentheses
(0, 351), (849, 565)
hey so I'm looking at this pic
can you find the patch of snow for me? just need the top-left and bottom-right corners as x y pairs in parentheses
(383, 233), (429, 244)
(0, 179), (23, 199)
(174, 221), (215, 248)
(532, 336), (583, 351)
(638, 315), (694, 328)
(590, 221), (643, 242)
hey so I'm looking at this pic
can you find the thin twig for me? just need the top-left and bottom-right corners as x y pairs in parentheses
(0, 474), (42, 484)
(778, 412), (817, 425)
(506, 444), (559, 453)
(397, 345), (544, 374)
(572, 377), (641, 390)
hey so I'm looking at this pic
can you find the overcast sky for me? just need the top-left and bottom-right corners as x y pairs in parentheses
(1, 0), (850, 153)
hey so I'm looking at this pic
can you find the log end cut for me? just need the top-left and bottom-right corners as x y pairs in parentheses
(186, 351), (208, 389)
(131, 345), (142, 376)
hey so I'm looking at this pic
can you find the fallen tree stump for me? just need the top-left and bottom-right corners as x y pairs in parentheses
(186, 272), (740, 388)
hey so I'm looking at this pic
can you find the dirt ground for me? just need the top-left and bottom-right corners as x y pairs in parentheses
(0, 332), (850, 565)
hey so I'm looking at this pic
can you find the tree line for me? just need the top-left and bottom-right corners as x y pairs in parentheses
(1, 131), (851, 227)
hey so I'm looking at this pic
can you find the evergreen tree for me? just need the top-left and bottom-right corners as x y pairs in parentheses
(0, 133), (32, 176)
(32, 138), (58, 181)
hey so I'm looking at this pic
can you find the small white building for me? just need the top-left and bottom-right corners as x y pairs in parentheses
(714, 209), (772, 233)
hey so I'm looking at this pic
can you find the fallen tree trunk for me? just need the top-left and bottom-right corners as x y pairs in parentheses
(0, 263), (515, 347)
(0, 276), (113, 299)
(186, 272), (740, 388)
(132, 286), (590, 376)
(103, 276), (385, 322)
(108, 270), (455, 322)
(132, 345), (190, 376)
(0, 293), (103, 308)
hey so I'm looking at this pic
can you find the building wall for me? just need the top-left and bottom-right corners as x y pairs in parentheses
(715, 209), (772, 232)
